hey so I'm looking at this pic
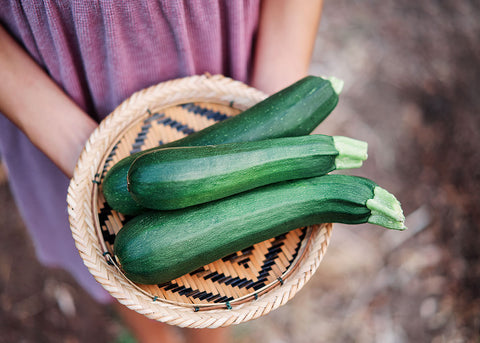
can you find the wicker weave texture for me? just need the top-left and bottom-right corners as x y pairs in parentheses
(67, 75), (332, 328)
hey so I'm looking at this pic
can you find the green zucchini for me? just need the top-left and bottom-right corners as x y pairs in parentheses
(127, 135), (368, 210)
(114, 174), (406, 285)
(102, 75), (343, 215)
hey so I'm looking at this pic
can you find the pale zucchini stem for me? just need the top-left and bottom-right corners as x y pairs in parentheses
(326, 76), (344, 95)
(366, 186), (407, 231)
(333, 136), (369, 170)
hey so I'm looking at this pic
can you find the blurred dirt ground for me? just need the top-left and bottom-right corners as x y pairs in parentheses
(1, 1), (479, 342)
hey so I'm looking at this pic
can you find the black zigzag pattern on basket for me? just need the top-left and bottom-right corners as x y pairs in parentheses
(153, 112), (195, 146)
(161, 282), (235, 304)
(156, 228), (307, 302)
(181, 103), (230, 121)
(100, 144), (119, 179)
(98, 202), (131, 245)
(129, 113), (158, 154)
(128, 111), (197, 154)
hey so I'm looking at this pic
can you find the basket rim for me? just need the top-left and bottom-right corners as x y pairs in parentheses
(67, 74), (333, 328)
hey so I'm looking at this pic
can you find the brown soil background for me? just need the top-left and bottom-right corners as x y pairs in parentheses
(1, 1), (479, 342)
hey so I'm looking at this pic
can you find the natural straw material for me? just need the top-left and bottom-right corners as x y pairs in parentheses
(67, 74), (333, 328)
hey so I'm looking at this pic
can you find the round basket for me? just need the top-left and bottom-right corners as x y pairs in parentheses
(67, 74), (333, 328)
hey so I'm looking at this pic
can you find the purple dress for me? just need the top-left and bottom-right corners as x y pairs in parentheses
(0, 0), (260, 303)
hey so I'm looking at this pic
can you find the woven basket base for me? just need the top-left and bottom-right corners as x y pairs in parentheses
(67, 75), (332, 328)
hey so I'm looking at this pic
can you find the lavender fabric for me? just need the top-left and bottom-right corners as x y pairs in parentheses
(0, 0), (260, 303)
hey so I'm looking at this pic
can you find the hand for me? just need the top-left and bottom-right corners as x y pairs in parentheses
(0, 25), (97, 178)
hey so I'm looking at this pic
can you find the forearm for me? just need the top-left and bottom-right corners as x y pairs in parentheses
(0, 26), (97, 178)
(251, 0), (323, 94)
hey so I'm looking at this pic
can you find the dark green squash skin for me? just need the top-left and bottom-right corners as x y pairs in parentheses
(113, 174), (376, 285)
(102, 76), (340, 215)
(127, 135), (339, 210)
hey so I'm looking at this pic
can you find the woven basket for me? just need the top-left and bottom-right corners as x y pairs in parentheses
(67, 74), (333, 328)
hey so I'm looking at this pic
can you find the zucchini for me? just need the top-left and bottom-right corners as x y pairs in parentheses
(102, 75), (343, 215)
(113, 174), (406, 285)
(127, 135), (368, 210)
